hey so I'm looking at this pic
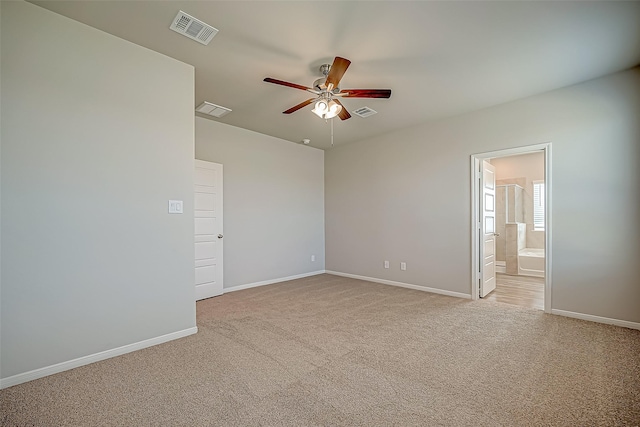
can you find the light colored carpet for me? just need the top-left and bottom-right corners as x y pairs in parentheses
(2, 273), (639, 426)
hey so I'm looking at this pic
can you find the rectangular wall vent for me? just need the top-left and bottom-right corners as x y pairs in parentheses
(196, 102), (232, 118)
(352, 106), (378, 118)
(170, 11), (218, 45)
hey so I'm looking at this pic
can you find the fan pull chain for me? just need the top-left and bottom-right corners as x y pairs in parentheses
(331, 117), (334, 147)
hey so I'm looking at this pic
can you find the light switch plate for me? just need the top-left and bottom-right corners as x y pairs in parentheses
(168, 200), (183, 214)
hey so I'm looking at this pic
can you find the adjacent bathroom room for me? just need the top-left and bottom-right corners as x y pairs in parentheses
(483, 151), (546, 310)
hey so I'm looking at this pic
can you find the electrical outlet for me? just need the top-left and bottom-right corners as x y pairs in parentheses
(311, 255), (315, 262)
(400, 262), (407, 271)
(384, 260), (389, 269)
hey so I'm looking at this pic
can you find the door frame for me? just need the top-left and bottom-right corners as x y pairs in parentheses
(470, 143), (552, 313)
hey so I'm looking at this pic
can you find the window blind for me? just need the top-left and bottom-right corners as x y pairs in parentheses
(533, 180), (545, 230)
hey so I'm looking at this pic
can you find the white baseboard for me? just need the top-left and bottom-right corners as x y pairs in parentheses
(518, 267), (545, 278)
(224, 270), (326, 293)
(551, 309), (640, 330)
(325, 270), (471, 300)
(0, 326), (198, 389)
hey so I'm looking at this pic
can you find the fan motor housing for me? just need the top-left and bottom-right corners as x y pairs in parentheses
(313, 78), (340, 93)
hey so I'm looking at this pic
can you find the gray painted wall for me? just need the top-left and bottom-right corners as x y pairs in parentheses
(326, 68), (640, 324)
(1, 2), (196, 379)
(196, 118), (325, 288)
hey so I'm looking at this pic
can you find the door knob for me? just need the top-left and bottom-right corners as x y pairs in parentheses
(218, 234), (223, 239)
(493, 233), (500, 237)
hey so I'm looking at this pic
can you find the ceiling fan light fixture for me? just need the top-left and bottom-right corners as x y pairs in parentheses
(312, 99), (342, 119)
(311, 100), (328, 118)
(328, 101), (342, 116)
(317, 100), (328, 112)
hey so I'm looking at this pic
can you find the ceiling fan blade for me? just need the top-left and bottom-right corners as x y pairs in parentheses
(325, 57), (351, 90)
(334, 99), (351, 120)
(340, 89), (392, 98)
(264, 77), (313, 92)
(283, 98), (315, 114)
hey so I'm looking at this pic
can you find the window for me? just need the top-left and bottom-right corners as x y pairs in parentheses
(533, 180), (545, 230)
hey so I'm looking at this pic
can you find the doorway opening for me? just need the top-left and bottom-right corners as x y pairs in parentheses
(471, 144), (551, 313)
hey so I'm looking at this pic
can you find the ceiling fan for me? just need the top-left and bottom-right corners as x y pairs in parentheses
(263, 56), (391, 121)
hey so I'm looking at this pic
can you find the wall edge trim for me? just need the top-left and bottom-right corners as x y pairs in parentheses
(325, 270), (472, 299)
(224, 270), (326, 293)
(551, 309), (640, 330)
(0, 327), (198, 389)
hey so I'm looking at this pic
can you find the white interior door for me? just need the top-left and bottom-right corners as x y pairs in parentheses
(480, 160), (497, 297)
(194, 160), (223, 300)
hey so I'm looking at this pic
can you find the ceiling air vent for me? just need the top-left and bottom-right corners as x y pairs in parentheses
(170, 11), (218, 45)
(196, 102), (232, 118)
(352, 107), (378, 118)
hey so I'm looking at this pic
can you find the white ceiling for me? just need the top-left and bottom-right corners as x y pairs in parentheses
(31, 1), (640, 149)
